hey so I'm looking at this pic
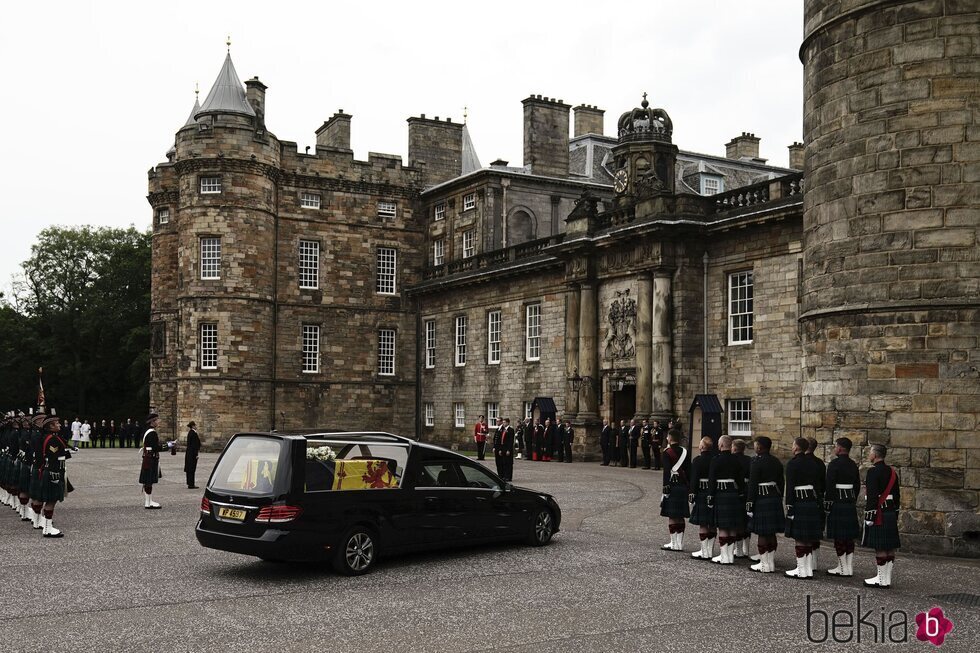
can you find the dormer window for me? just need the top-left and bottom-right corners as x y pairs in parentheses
(701, 175), (724, 196)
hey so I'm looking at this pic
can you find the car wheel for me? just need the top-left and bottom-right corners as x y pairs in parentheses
(333, 527), (378, 575)
(527, 508), (554, 546)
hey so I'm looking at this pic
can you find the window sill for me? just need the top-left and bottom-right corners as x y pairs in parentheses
(728, 341), (754, 347)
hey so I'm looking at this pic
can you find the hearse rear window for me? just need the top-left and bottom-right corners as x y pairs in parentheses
(210, 436), (283, 495)
(304, 440), (408, 492)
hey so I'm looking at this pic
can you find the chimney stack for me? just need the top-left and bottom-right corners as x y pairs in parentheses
(407, 115), (463, 185)
(725, 132), (762, 161)
(522, 95), (570, 177)
(316, 111), (352, 150)
(788, 141), (804, 170)
(573, 104), (605, 137)
(245, 77), (267, 128)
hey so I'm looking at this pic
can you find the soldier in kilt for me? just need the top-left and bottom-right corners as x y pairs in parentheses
(731, 438), (754, 559)
(824, 437), (860, 577)
(16, 415), (35, 522)
(0, 414), (13, 508)
(28, 413), (48, 530)
(862, 444), (900, 589)
(708, 436), (745, 565)
(3, 415), (23, 510)
(689, 437), (717, 560)
(805, 437), (827, 573)
(37, 413), (69, 537)
(139, 412), (167, 509)
(660, 429), (690, 551)
(784, 437), (825, 579)
(747, 436), (784, 573)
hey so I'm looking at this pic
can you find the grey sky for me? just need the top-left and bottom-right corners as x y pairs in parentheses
(0, 0), (803, 296)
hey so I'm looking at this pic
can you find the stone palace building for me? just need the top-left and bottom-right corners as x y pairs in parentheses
(148, 0), (979, 556)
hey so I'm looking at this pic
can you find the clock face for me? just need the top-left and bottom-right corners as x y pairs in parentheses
(614, 168), (628, 194)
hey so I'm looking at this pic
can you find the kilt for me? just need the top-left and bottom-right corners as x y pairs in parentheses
(689, 491), (713, 527)
(138, 455), (160, 485)
(751, 495), (785, 535)
(713, 490), (745, 530)
(0, 455), (8, 486)
(862, 510), (900, 550)
(18, 461), (32, 492)
(29, 467), (44, 500)
(785, 500), (824, 540)
(37, 468), (66, 503)
(10, 459), (23, 491)
(660, 483), (690, 518)
(825, 501), (860, 540)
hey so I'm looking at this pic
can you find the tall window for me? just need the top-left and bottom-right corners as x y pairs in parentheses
(455, 316), (467, 366)
(298, 240), (319, 289)
(199, 323), (218, 370)
(378, 329), (395, 376)
(524, 401), (533, 420)
(302, 324), (320, 373)
(463, 193), (476, 211)
(487, 310), (501, 364)
(157, 208), (170, 225)
(424, 320), (436, 369)
(377, 201), (397, 219)
(200, 237), (221, 280)
(200, 177), (221, 194)
(433, 238), (445, 266)
(486, 402), (499, 427)
(434, 203), (446, 221)
(728, 399), (752, 436)
(526, 303), (541, 361)
(301, 192), (321, 209)
(454, 402), (465, 428)
(729, 271), (754, 344)
(376, 247), (397, 294)
(462, 230), (475, 259)
(424, 402), (434, 427)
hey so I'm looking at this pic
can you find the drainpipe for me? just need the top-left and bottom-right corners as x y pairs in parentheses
(702, 251), (708, 395)
(270, 179), (280, 431)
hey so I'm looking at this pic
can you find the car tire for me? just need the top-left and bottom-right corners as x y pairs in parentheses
(332, 526), (378, 575)
(527, 508), (555, 546)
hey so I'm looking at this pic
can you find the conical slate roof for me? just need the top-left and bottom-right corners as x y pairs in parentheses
(197, 53), (255, 118)
(182, 96), (201, 128)
(461, 123), (482, 174)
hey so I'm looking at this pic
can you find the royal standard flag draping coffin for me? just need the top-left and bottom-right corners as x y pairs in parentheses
(241, 459), (277, 492)
(332, 459), (397, 490)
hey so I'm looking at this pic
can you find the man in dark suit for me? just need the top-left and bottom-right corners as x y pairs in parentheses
(599, 419), (612, 466)
(628, 419), (641, 468)
(492, 418), (515, 481)
(184, 421), (201, 489)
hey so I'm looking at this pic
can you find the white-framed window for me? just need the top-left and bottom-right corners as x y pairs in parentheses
(298, 240), (319, 289)
(455, 315), (467, 366)
(486, 402), (499, 427)
(454, 402), (465, 428)
(378, 329), (395, 376)
(433, 238), (445, 266)
(424, 402), (434, 427)
(434, 203), (446, 221)
(302, 324), (320, 373)
(157, 208), (170, 225)
(487, 310), (501, 364)
(301, 192), (321, 209)
(462, 193), (476, 211)
(728, 271), (754, 344)
(377, 201), (397, 219)
(728, 399), (752, 436)
(376, 247), (397, 294)
(200, 237), (221, 280)
(524, 401), (533, 420)
(424, 320), (436, 369)
(200, 176), (221, 194)
(199, 323), (218, 370)
(701, 175), (724, 196)
(525, 303), (541, 361)
(462, 230), (475, 259)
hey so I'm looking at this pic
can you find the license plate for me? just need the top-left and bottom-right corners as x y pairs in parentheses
(218, 507), (247, 521)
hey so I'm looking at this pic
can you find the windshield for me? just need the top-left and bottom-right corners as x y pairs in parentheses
(304, 440), (409, 491)
(210, 436), (284, 496)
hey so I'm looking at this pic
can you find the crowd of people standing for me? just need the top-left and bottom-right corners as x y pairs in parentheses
(64, 417), (148, 449)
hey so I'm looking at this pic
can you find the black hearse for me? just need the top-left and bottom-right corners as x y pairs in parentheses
(196, 432), (561, 574)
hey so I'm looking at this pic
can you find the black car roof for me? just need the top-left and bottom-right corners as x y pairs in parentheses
(234, 431), (455, 455)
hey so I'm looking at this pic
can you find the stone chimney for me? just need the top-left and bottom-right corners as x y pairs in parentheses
(407, 114), (463, 185)
(316, 111), (352, 150)
(725, 132), (761, 160)
(522, 95), (571, 177)
(573, 104), (604, 137)
(245, 77), (267, 128)
(788, 141), (804, 169)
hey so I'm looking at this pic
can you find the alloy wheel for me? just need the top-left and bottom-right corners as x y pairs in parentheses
(345, 532), (375, 571)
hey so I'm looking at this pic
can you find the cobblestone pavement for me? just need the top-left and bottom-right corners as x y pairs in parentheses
(1, 450), (978, 652)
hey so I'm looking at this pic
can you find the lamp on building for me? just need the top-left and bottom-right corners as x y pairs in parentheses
(569, 368), (596, 392)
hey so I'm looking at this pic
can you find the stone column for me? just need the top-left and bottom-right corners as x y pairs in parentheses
(651, 272), (673, 419)
(578, 281), (598, 418)
(635, 272), (652, 418)
(564, 284), (580, 417)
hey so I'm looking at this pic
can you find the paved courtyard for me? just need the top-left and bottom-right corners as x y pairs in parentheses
(1, 448), (978, 652)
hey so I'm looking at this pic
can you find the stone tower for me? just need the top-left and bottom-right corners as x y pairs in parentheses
(801, 0), (979, 555)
